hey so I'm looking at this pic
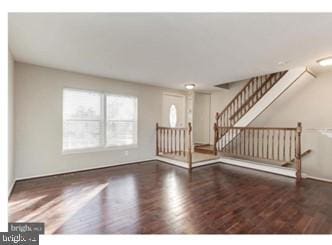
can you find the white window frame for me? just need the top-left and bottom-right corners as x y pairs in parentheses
(62, 88), (138, 154)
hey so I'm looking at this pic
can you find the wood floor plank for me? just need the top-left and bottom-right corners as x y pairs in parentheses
(8, 160), (332, 234)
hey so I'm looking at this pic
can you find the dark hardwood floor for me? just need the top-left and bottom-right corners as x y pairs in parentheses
(9, 160), (332, 234)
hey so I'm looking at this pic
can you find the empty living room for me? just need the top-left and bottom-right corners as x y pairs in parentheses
(1, 1), (332, 244)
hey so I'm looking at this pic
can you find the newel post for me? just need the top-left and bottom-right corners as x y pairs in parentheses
(156, 123), (159, 156)
(188, 122), (193, 170)
(214, 123), (218, 155)
(295, 122), (302, 182)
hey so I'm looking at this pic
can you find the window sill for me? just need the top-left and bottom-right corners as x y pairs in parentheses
(62, 144), (138, 155)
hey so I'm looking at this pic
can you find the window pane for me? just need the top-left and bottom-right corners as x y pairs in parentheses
(106, 121), (137, 146)
(63, 121), (101, 150)
(106, 95), (137, 121)
(63, 89), (101, 120)
(169, 104), (177, 128)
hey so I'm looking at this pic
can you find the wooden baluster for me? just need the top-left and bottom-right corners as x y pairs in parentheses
(262, 129), (264, 159)
(173, 129), (175, 153)
(247, 128), (250, 155)
(259, 76), (262, 98)
(277, 129), (280, 161)
(234, 128), (236, 154)
(188, 123), (192, 170)
(283, 129), (286, 161)
(235, 128), (237, 155)
(165, 128), (167, 153)
(230, 128), (233, 154)
(169, 129), (172, 153)
(162, 128), (164, 153)
(272, 130), (275, 160)
(257, 129), (261, 158)
(289, 130), (292, 161)
(165, 128), (168, 153)
(214, 123), (218, 155)
(156, 123), (159, 156)
(257, 129), (259, 158)
(239, 129), (242, 155)
(163, 128), (166, 153)
(243, 128), (246, 156)
(252, 129), (254, 157)
(182, 129), (186, 156)
(240, 92), (243, 118)
(255, 78), (258, 103)
(266, 129), (270, 159)
(178, 129), (180, 154)
(295, 123), (302, 182)
(220, 126), (222, 153)
(175, 129), (177, 154)
(233, 128), (236, 154)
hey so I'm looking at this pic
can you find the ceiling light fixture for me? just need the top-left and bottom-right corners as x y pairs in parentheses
(317, 57), (332, 67)
(185, 84), (196, 90)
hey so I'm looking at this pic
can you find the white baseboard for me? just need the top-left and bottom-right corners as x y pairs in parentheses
(302, 173), (332, 183)
(12, 157), (332, 187)
(156, 156), (220, 169)
(16, 158), (154, 181)
(8, 179), (16, 198)
(155, 156), (189, 169)
(193, 159), (220, 168)
(219, 156), (296, 178)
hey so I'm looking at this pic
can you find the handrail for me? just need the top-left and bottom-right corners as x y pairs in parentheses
(216, 77), (255, 120)
(156, 123), (193, 170)
(216, 71), (287, 125)
(215, 123), (302, 182)
(229, 73), (284, 120)
(214, 70), (288, 151)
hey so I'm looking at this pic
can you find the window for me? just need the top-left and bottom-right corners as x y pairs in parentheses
(63, 89), (102, 151)
(169, 104), (177, 128)
(63, 89), (137, 152)
(106, 95), (137, 146)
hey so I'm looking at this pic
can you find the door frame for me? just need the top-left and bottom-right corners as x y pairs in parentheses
(162, 92), (186, 127)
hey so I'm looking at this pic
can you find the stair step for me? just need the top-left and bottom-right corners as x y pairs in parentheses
(194, 144), (215, 154)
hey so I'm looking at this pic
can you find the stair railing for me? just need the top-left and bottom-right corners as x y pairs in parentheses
(214, 122), (303, 182)
(216, 71), (287, 129)
(214, 71), (288, 155)
(156, 123), (193, 169)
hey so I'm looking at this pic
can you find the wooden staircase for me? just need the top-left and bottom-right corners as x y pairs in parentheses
(215, 70), (287, 134)
(213, 68), (314, 181)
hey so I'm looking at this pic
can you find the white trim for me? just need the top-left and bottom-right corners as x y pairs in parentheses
(219, 156), (296, 178)
(155, 156), (220, 169)
(155, 156), (189, 169)
(8, 179), (16, 198)
(15, 158), (154, 181)
(302, 173), (332, 183)
(62, 144), (138, 155)
(193, 159), (219, 168)
(12, 157), (332, 188)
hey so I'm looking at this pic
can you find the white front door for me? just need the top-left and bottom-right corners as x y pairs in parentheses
(162, 93), (186, 128)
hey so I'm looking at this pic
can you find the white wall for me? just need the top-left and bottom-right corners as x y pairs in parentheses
(193, 92), (211, 144)
(14, 63), (183, 179)
(251, 70), (332, 180)
(8, 50), (15, 193)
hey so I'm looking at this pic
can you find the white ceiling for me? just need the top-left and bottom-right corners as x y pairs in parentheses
(9, 13), (332, 91)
